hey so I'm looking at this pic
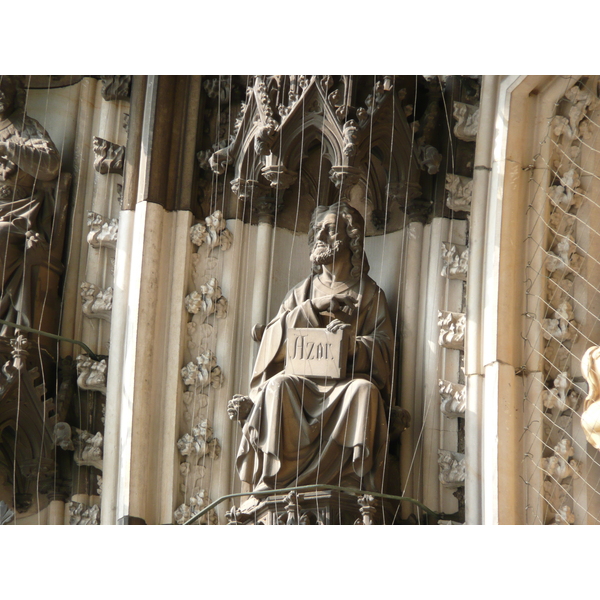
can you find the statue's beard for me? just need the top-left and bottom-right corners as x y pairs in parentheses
(310, 240), (343, 265)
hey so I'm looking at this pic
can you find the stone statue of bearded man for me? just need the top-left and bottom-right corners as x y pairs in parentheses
(229, 201), (395, 494)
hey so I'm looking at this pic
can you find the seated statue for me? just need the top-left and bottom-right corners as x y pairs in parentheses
(581, 345), (600, 449)
(229, 201), (395, 494)
(0, 76), (61, 335)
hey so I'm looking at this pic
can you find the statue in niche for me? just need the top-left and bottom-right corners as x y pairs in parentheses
(0, 76), (61, 335)
(228, 201), (398, 495)
(581, 346), (600, 449)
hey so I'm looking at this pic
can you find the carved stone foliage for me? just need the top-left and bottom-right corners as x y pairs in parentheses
(177, 419), (220, 460)
(181, 351), (223, 391)
(174, 489), (217, 525)
(438, 450), (465, 488)
(53, 422), (103, 470)
(542, 302), (578, 344)
(438, 311), (466, 350)
(80, 282), (113, 321)
(69, 501), (100, 525)
(93, 136), (125, 175)
(542, 371), (579, 413)
(190, 210), (233, 252)
(185, 278), (227, 321)
(441, 242), (468, 280)
(92, 137), (125, 175)
(445, 174), (473, 212)
(439, 380), (466, 418)
(0, 500), (14, 525)
(75, 355), (107, 394)
(541, 439), (581, 483)
(453, 101), (479, 142)
(100, 76), (132, 102)
(87, 212), (118, 250)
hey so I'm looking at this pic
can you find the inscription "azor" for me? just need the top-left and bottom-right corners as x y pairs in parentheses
(291, 335), (333, 361)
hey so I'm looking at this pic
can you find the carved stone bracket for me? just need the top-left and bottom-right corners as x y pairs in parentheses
(75, 355), (107, 394)
(445, 174), (473, 212)
(441, 242), (469, 280)
(92, 137), (125, 175)
(438, 449), (465, 488)
(438, 311), (466, 350)
(100, 76), (132, 102)
(453, 102), (479, 142)
(69, 501), (100, 525)
(439, 380), (466, 418)
(87, 212), (119, 250)
(80, 282), (113, 321)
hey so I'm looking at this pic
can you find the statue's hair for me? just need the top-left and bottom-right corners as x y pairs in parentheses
(308, 201), (369, 278)
(0, 76), (26, 112)
(582, 346), (600, 411)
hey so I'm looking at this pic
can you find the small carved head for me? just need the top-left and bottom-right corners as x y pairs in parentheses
(308, 201), (369, 278)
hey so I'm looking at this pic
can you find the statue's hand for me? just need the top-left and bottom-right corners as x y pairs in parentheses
(326, 319), (351, 334)
(313, 294), (358, 316)
(227, 394), (253, 423)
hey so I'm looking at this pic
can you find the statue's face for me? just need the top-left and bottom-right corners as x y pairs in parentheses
(0, 81), (16, 117)
(310, 211), (348, 266)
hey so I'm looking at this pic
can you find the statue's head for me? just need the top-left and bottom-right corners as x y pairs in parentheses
(308, 201), (369, 278)
(0, 76), (25, 118)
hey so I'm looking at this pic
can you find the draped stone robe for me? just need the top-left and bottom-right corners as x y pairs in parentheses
(0, 109), (60, 333)
(236, 273), (395, 493)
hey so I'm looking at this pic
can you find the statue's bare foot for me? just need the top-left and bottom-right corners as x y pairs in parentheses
(227, 394), (253, 423)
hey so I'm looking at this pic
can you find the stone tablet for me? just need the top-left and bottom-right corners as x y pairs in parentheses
(285, 328), (348, 379)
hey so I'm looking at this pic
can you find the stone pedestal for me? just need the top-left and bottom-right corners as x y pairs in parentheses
(226, 489), (396, 525)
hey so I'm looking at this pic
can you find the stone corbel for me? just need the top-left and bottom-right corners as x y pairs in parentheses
(438, 310), (466, 350)
(453, 101), (479, 142)
(261, 165), (298, 191)
(445, 174), (473, 212)
(441, 243), (469, 280)
(329, 166), (362, 198)
(542, 301), (578, 344)
(100, 76), (132, 102)
(230, 178), (271, 205)
(439, 380), (466, 418)
(181, 350), (224, 391)
(80, 282), (113, 321)
(190, 210), (233, 252)
(87, 211), (119, 250)
(438, 449), (465, 488)
(75, 355), (107, 394)
(92, 137), (125, 175)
